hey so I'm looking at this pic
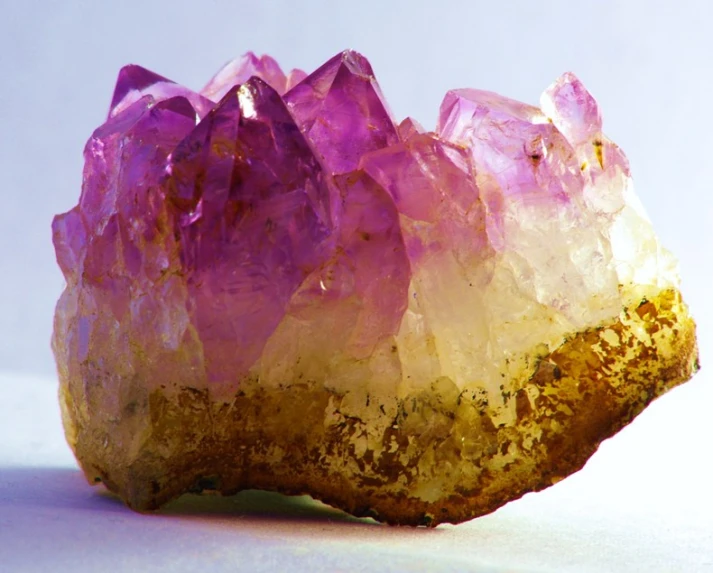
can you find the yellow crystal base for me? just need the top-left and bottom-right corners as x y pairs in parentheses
(58, 287), (698, 526)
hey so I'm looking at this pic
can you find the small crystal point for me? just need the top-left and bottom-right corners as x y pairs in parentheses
(109, 65), (170, 114)
(397, 117), (425, 140)
(540, 72), (602, 147)
(109, 64), (213, 120)
(200, 52), (299, 101)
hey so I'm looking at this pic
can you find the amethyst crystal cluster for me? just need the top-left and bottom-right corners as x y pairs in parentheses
(52, 51), (698, 525)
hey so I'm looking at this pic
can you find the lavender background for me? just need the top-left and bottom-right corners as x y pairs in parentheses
(0, 1), (711, 571)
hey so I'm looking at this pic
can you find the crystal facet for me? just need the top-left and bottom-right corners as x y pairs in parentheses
(52, 51), (699, 526)
(284, 50), (400, 173)
(201, 52), (305, 101)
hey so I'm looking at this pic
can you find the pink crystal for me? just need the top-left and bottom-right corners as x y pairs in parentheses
(109, 65), (214, 119)
(201, 52), (305, 101)
(284, 50), (399, 173)
(168, 79), (336, 384)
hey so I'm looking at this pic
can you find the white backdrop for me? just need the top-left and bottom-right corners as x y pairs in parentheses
(0, 2), (711, 571)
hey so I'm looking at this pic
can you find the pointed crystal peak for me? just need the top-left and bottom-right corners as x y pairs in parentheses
(284, 50), (398, 173)
(236, 78), (265, 118)
(201, 52), (291, 101)
(338, 49), (375, 78)
(285, 68), (308, 91)
(109, 65), (214, 120)
(110, 65), (172, 113)
(285, 50), (374, 100)
(52, 207), (87, 285)
(167, 85), (241, 210)
(540, 72), (602, 147)
(242, 51), (261, 65)
(152, 96), (197, 120)
(238, 76), (288, 116)
(438, 88), (544, 142)
(398, 117), (425, 140)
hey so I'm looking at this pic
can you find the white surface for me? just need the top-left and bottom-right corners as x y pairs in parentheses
(1, 372), (711, 573)
(1, 1), (712, 571)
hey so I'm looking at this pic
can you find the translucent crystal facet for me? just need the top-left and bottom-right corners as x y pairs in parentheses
(284, 50), (399, 173)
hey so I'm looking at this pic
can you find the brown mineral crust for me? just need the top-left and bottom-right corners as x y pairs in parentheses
(58, 288), (698, 526)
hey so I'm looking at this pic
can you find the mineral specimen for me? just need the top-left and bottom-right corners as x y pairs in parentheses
(52, 50), (699, 526)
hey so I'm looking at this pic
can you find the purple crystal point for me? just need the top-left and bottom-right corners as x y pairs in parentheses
(437, 88), (579, 206)
(109, 64), (213, 119)
(201, 52), (304, 102)
(284, 50), (399, 173)
(541, 73), (631, 213)
(167, 78), (334, 384)
(52, 206), (86, 285)
(285, 68), (308, 91)
(397, 117), (425, 140)
(109, 65), (168, 112)
(541, 72), (602, 148)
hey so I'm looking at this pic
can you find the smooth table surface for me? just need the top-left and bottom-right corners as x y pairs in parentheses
(1, 371), (711, 573)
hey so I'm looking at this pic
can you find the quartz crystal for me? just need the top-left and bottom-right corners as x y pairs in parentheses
(52, 51), (699, 526)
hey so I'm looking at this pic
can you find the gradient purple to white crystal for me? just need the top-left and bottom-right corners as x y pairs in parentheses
(52, 50), (676, 396)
